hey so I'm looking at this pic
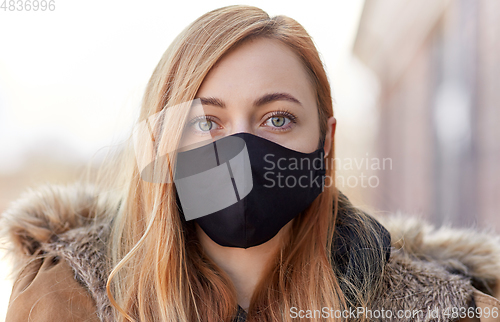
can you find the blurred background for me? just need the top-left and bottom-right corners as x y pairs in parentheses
(0, 0), (499, 319)
(353, 0), (500, 229)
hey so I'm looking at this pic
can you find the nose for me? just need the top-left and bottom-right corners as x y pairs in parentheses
(226, 116), (255, 137)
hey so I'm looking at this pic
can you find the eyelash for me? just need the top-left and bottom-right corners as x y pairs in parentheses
(188, 109), (298, 133)
(264, 109), (297, 131)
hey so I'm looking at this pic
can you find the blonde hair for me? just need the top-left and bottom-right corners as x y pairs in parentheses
(95, 5), (387, 321)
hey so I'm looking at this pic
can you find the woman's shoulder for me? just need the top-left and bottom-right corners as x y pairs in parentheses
(466, 290), (500, 321)
(5, 253), (100, 321)
(1, 182), (117, 322)
(373, 214), (500, 321)
(2, 184), (500, 321)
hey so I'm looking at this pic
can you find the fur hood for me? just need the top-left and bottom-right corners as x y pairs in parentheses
(1, 182), (500, 321)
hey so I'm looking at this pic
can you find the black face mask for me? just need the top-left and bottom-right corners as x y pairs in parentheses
(174, 132), (326, 248)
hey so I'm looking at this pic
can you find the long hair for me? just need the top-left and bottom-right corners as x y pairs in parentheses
(95, 5), (387, 321)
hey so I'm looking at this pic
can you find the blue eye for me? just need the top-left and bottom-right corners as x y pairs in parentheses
(263, 110), (297, 130)
(189, 116), (221, 134)
(198, 119), (213, 131)
(269, 116), (287, 127)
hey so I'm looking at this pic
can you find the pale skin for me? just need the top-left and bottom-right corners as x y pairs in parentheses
(191, 37), (336, 311)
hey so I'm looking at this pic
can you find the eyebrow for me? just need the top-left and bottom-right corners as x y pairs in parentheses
(197, 92), (303, 109)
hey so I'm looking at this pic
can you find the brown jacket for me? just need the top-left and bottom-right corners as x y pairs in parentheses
(1, 183), (500, 321)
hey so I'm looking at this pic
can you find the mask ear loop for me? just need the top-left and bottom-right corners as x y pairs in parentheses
(317, 134), (327, 192)
(318, 134), (328, 158)
(317, 134), (328, 192)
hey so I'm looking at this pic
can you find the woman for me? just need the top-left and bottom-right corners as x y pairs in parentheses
(2, 5), (499, 322)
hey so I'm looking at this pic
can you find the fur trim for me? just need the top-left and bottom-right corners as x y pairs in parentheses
(1, 183), (500, 322)
(0, 183), (115, 272)
(376, 214), (500, 297)
(42, 220), (113, 322)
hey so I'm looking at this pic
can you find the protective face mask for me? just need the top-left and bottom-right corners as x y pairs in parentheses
(174, 132), (326, 248)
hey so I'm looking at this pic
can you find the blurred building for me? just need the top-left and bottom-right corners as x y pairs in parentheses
(353, 0), (500, 230)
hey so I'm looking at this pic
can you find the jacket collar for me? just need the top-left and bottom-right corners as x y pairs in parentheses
(2, 182), (499, 321)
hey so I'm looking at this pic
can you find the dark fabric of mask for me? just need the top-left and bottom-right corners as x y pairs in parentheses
(174, 132), (326, 248)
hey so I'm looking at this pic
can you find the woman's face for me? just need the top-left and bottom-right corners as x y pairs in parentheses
(186, 37), (325, 154)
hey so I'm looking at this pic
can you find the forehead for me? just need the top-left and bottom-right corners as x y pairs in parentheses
(198, 37), (315, 103)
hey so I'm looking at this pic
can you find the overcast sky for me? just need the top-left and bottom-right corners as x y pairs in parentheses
(0, 0), (378, 174)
